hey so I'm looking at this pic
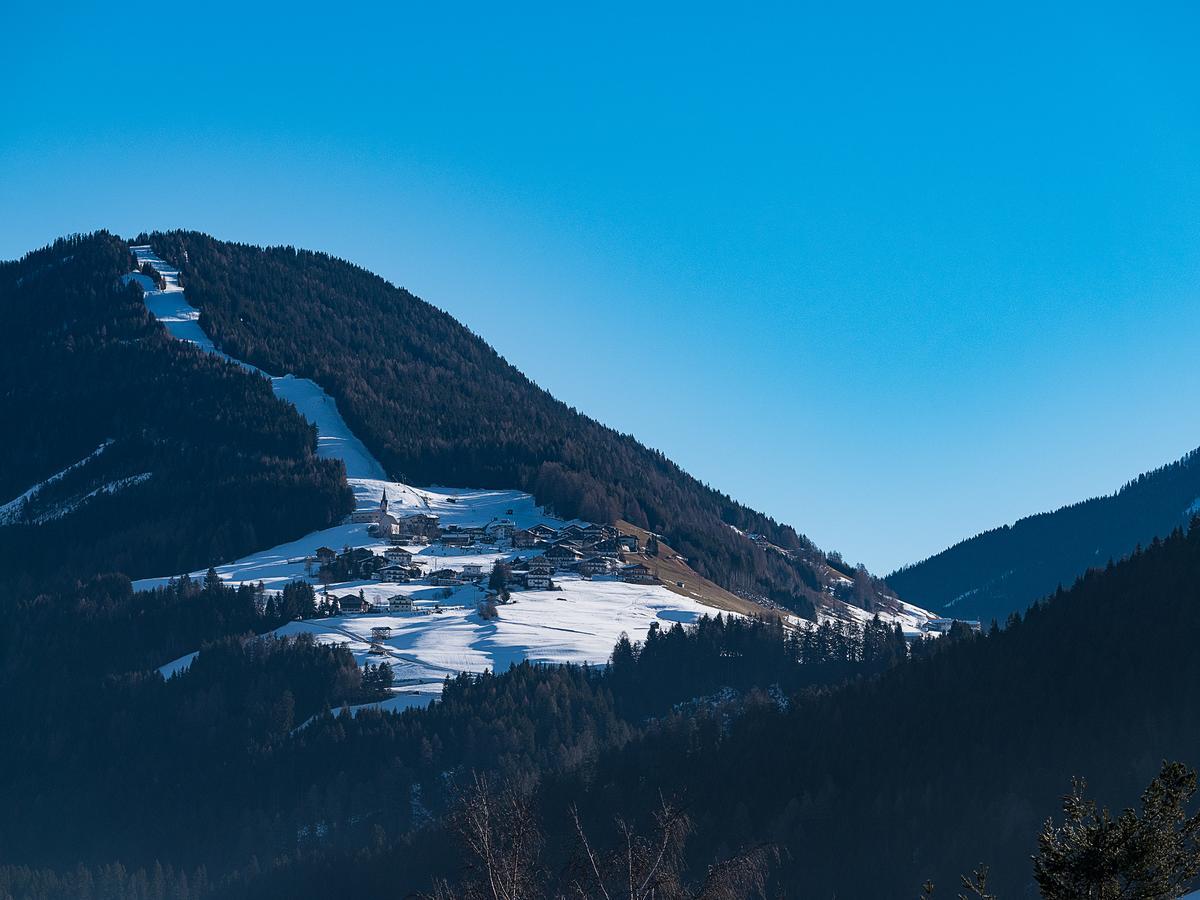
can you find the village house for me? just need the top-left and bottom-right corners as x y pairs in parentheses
(527, 556), (554, 575)
(544, 544), (583, 570)
(441, 533), (473, 548)
(383, 547), (412, 566)
(430, 569), (460, 586)
(399, 513), (440, 541)
(559, 524), (587, 541)
(620, 562), (658, 585)
(389, 595), (413, 612)
(315, 546), (337, 565)
(337, 594), (365, 614)
(617, 534), (639, 553)
(379, 564), (409, 583)
(525, 571), (552, 590)
(485, 519), (516, 541)
(358, 555), (386, 578)
(579, 556), (615, 577)
(460, 563), (484, 580)
(581, 524), (615, 542)
(584, 538), (622, 558)
(511, 529), (541, 549)
(528, 524), (557, 539)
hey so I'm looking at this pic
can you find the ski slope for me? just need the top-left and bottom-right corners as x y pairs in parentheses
(127, 247), (386, 480)
(130, 245), (722, 711)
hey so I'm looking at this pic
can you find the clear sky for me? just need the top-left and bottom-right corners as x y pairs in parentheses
(3, 1), (1199, 572)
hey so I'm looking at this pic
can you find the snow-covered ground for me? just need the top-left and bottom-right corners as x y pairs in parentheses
(0, 440), (114, 525)
(130, 246), (723, 713)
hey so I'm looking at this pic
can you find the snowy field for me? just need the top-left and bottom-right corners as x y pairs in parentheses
(129, 246), (724, 712)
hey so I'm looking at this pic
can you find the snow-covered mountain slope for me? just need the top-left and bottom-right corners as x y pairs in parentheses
(128, 247), (386, 481)
(130, 246), (721, 710)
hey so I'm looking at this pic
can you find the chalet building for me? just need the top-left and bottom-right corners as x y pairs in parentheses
(315, 546), (337, 565)
(485, 519), (516, 540)
(528, 524), (557, 539)
(349, 509), (379, 524)
(581, 524), (616, 542)
(579, 557), (614, 577)
(441, 533), (473, 548)
(358, 556), (386, 578)
(527, 556), (554, 575)
(431, 569), (460, 586)
(584, 538), (622, 558)
(389, 595), (413, 612)
(337, 595), (365, 614)
(379, 564), (409, 583)
(511, 529), (540, 549)
(384, 548), (412, 566)
(399, 513), (440, 540)
(559, 524), (586, 540)
(620, 563), (658, 585)
(617, 534), (639, 553)
(461, 563), (484, 580)
(544, 545), (583, 570)
(525, 572), (552, 590)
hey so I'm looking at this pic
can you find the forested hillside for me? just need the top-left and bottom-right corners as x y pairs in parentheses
(11, 518), (1190, 898)
(0, 233), (352, 593)
(140, 229), (887, 616)
(888, 446), (1200, 622)
(253, 519), (1200, 898)
(0, 574), (903, 896)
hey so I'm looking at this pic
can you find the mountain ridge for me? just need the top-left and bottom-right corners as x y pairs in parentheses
(887, 444), (1200, 622)
(133, 229), (907, 620)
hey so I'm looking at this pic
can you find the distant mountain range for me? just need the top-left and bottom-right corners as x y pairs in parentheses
(887, 446), (1200, 622)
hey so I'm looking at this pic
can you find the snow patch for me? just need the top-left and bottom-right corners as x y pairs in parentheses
(0, 440), (114, 525)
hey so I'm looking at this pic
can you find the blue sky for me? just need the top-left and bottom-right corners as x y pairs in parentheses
(3, 1), (1199, 572)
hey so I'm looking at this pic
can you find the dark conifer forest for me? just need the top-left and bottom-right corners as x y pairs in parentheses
(888, 446), (1200, 622)
(3, 520), (1197, 897)
(0, 233), (352, 594)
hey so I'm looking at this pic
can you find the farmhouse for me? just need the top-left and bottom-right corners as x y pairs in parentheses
(461, 563), (484, 579)
(399, 513), (440, 541)
(584, 538), (622, 558)
(430, 569), (460, 586)
(379, 564), (409, 583)
(511, 529), (542, 549)
(544, 545), (583, 570)
(384, 547), (412, 566)
(485, 519), (516, 540)
(620, 563), (658, 585)
(527, 556), (553, 575)
(525, 571), (552, 590)
(338, 594), (365, 614)
(315, 546), (336, 565)
(579, 556), (615, 577)
(389, 595), (413, 612)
